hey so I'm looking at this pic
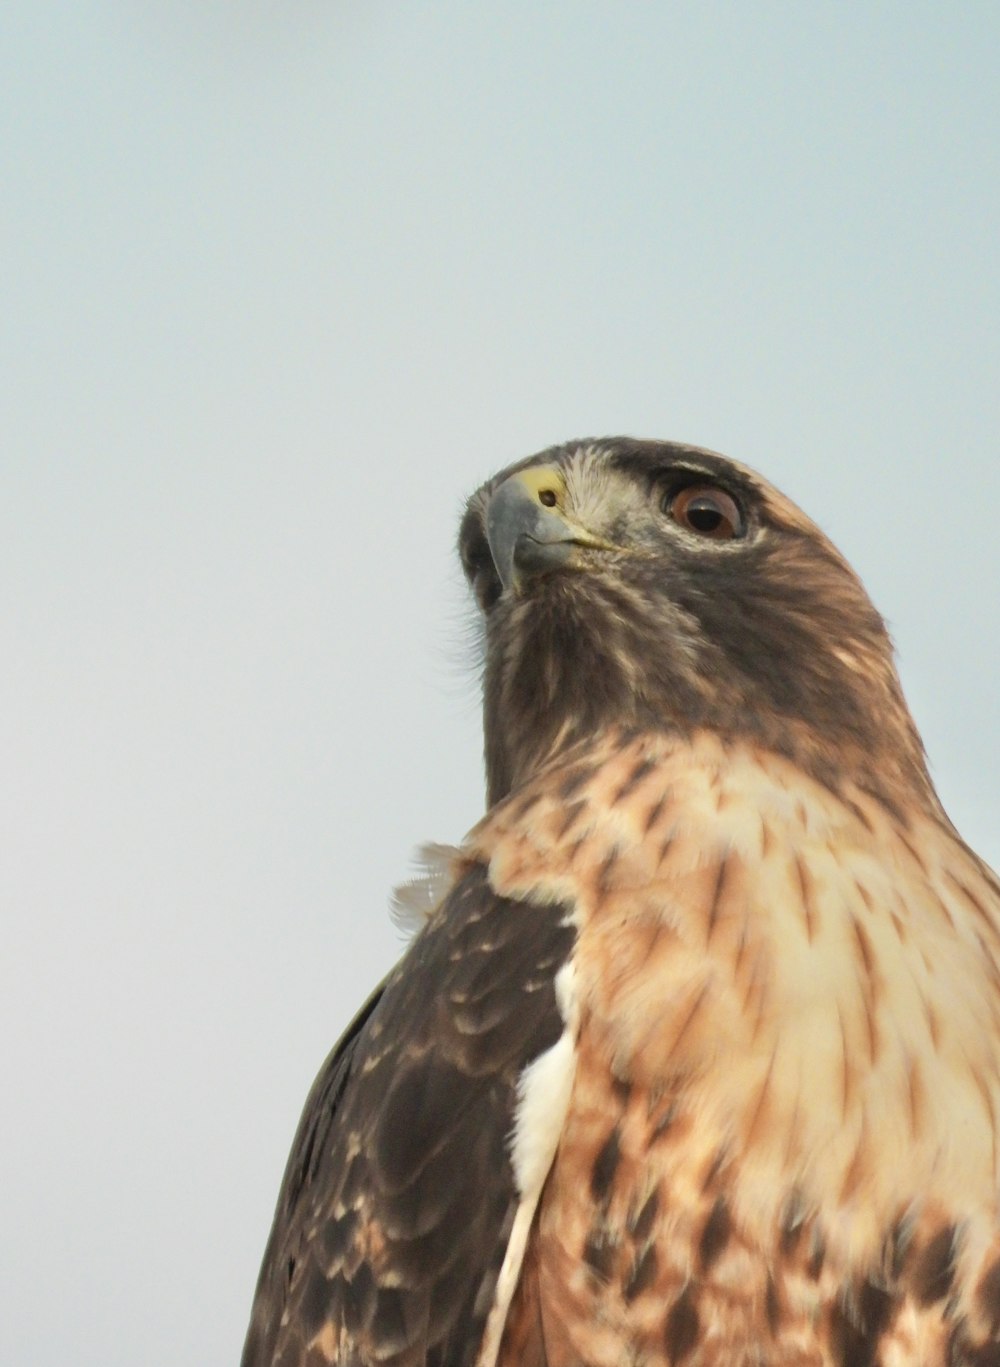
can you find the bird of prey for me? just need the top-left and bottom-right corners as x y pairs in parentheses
(242, 438), (1000, 1367)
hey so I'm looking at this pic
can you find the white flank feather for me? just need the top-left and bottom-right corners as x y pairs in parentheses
(475, 960), (579, 1367)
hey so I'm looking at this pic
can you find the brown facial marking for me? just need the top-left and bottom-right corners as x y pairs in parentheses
(512, 791), (543, 822)
(887, 1216), (914, 1281)
(597, 846), (622, 894)
(851, 914), (875, 979)
(949, 871), (995, 928)
(567, 835), (587, 866)
(642, 794), (667, 835)
(843, 795), (876, 834)
(910, 1225), (956, 1305)
(664, 1286), (701, 1364)
(612, 755), (658, 805)
(765, 1273), (781, 1335)
(650, 1099), (678, 1140)
(840, 1127), (869, 1202)
(760, 817), (773, 859)
(780, 1204), (805, 1257)
(705, 856), (731, 942)
(631, 917), (668, 969)
(961, 1341), (1000, 1367)
(745, 1047), (776, 1145)
(808, 1233), (827, 1281)
(610, 1073), (632, 1105)
(906, 1055), (926, 1138)
(698, 1197), (731, 1272)
(855, 879), (876, 915)
(590, 1129), (622, 1203)
(701, 1146), (727, 1192)
(977, 1258), (1000, 1334)
(898, 829), (929, 877)
(582, 1229), (614, 1282)
(732, 922), (750, 978)
(794, 853), (817, 943)
(862, 990), (879, 1066)
(666, 984), (710, 1062)
(656, 831), (675, 870)
(624, 1244), (659, 1302)
(838, 1006), (853, 1120)
(831, 1279), (896, 1367)
(558, 765), (594, 801)
(628, 1188), (660, 1242)
(554, 798), (587, 841)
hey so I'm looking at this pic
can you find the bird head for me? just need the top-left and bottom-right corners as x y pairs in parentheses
(459, 438), (934, 814)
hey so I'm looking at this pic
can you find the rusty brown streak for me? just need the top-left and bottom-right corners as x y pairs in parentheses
(794, 854), (817, 944)
(705, 856), (731, 944)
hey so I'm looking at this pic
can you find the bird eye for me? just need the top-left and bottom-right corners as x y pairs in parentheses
(665, 484), (744, 540)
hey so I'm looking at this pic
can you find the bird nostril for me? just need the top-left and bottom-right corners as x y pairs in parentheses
(538, 488), (558, 508)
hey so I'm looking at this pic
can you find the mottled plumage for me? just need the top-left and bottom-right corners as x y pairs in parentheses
(242, 438), (1000, 1367)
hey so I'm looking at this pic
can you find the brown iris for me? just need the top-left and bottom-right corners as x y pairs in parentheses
(667, 484), (744, 540)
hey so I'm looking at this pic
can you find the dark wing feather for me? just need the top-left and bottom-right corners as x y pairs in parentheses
(242, 982), (385, 1367)
(241, 863), (575, 1367)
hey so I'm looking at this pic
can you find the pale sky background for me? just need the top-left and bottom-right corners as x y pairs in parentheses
(2, 4), (998, 1364)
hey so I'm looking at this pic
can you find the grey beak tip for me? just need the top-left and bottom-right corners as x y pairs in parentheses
(486, 478), (573, 591)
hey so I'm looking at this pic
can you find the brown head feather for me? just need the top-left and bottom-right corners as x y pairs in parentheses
(459, 438), (936, 817)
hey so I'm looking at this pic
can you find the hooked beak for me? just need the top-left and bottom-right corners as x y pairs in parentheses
(485, 465), (612, 592)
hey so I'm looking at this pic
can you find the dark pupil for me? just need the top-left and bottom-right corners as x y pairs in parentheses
(687, 500), (724, 532)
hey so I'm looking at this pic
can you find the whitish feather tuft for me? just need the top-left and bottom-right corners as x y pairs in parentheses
(389, 843), (461, 936)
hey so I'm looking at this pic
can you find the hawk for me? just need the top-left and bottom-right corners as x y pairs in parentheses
(242, 438), (1000, 1367)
